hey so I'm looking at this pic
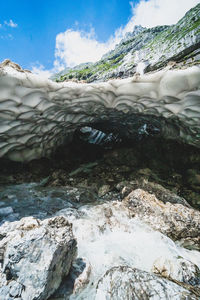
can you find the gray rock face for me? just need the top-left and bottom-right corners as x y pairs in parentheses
(96, 266), (198, 299)
(0, 216), (77, 300)
(55, 4), (200, 82)
(0, 206), (13, 216)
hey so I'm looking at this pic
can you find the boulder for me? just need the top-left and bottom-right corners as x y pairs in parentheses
(96, 266), (199, 299)
(0, 216), (77, 300)
(152, 256), (200, 286)
(124, 189), (200, 249)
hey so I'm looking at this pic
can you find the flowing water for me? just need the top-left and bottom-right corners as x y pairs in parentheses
(58, 202), (200, 299)
(1, 183), (200, 299)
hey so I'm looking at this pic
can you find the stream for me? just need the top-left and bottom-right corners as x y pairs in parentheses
(1, 182), (200, 299)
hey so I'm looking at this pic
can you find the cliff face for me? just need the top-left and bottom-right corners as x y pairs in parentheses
(54, 3), (200, 83)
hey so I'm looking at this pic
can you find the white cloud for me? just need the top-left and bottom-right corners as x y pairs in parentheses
(54, 24), (129, 69)
(31, 63), (53, 79)
(54, 28), (115, 69)
(54, 0), (199, 70)
(4, 19), (18, 28)
(128, 0), (200, 28)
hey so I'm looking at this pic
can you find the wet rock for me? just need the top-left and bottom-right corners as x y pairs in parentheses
(124, 189), (200, 249)
(115, 181), (130, 197)
(0, 216), (77, 299)
(0, 213), (20, 225)
(115, 181), (129, 191)
(79, 190), (98, 203)
(55, 208), (81, 220)
(98, 185), (111, 197)
(96, 266), (198, 299)
(140, 181), (191, 207)
(64, 187), (98, 204)
(72, 257), (91, 294)
(50, 257), (91, 299)
(47, 169), (69, 186)
(0, 184), (79, 219)
(177, 237), (200, 251)
(121, 186), (133, 198)
(152, 256), (200, 286)
(0, 207), (13, 216)
(117, 179), (191, 207)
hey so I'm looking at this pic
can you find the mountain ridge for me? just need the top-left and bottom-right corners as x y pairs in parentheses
(53, 3), (200, 83)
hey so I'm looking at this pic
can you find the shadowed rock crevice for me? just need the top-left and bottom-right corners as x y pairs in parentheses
(1, 134), (200, 208)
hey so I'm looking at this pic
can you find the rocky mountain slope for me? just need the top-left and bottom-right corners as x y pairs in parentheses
(54, 3), (200, 83)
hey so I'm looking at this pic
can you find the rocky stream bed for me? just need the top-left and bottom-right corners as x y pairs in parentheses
(0, 137), (200, 299)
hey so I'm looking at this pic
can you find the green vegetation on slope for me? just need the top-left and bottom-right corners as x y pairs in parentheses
(54, 3), (200, 83)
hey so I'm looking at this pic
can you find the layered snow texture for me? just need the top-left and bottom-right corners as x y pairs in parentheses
(0, 61), (200, 162)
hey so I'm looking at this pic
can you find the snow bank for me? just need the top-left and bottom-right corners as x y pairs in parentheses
(0, 61), (200, 161)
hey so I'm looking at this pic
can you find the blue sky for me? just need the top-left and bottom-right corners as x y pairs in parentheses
(0, 0), (138, 70)
(0, 0), (199, 75)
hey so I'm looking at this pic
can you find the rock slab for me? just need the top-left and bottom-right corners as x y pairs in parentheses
(0, 216), (77, 300)
(96, 266), (198, 299)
